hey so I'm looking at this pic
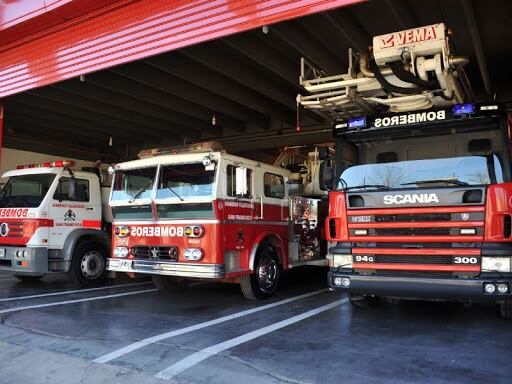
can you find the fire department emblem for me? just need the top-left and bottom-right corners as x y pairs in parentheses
(64, 209), (76, 221)
(461, 213), (470, 221)
(150, 247), (159, 260)
(0, 223), (9, 237)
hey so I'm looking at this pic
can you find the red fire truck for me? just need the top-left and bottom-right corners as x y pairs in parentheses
(107, 143), (327, 299)
(298, 23), (512, 317)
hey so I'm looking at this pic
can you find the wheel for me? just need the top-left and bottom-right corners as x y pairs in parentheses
(68, 241), (107, 287)
(500, 301), (512, 319)
(14, 274), (44, 283)
(151, 275), (189, 292)
(349, 293), (380, 309)
(240, 246), (280, 300)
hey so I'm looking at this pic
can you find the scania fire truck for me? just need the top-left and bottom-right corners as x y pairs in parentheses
(107, 142), (327, 299)
(298, 23), (512, 317)
(0, 160), (111, 286)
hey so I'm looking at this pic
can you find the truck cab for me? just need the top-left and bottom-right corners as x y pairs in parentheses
(0, 160), (110, 286)
(324, 104), (512, 317)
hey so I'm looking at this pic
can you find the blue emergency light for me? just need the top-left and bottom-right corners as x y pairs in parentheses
(452, 103), (475, 115)
(347, 116), (366, 129)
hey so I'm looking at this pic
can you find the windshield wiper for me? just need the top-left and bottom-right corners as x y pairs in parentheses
(128, 182), (153, 203)
(166, 187), (184, 201)
(343, 184), (390, 191)
(400, 179), (469, 187)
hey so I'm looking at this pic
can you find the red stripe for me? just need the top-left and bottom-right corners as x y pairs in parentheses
(352, 248), (481, 255)
(83, 220), (101, 228)
(353, 263), (480, 272)
(348, 221), (483, 229)
(349, 236), (483, 242)
(347, 206), (485, 215)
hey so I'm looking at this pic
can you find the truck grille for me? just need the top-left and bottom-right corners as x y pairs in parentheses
(375, 213), (451, 222)
(131, 246), (178, 261)
(373, 255), (454, 265)
(348, 206), (484, 276)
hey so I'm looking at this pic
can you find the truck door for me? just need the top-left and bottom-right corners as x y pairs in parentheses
(48, 176), (94, 248)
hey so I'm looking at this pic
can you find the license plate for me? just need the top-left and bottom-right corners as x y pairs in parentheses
(0, 249), (5, 258)
(112, 259), (132, 271)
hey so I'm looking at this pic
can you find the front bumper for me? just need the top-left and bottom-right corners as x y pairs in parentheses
(328, 271), (512, 300)
(0, 246), (48, 275)
(107, 258), (224, 279)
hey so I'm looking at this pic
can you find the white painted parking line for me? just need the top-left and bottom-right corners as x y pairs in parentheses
(155, 298), (348, 380)
(0, 288), (157, 315)
(0, 282), (153, 302)
(94, 289), (328, 364)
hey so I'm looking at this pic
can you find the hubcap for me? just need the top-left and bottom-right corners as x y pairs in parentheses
(80, 251), (104, 280)
(257, 257), (278, 293)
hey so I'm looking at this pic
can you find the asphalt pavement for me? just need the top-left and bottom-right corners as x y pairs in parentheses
(0, 268), (510, 384)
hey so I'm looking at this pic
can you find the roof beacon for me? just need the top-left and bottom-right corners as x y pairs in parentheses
(16, 160), (75, 169)
(138, 141), (224, 159)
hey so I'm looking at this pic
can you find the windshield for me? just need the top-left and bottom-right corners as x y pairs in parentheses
(111, 167), (157, 202)
(0, 174), (56, 208)
(156, 163), (214, 200)
(339, 155), (503, 191)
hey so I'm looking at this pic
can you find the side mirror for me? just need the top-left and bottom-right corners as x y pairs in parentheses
(318, 147), (330, 160)
(68, 176), (77, 200)
(319, 159), (335, 191)
(235, 167), (248, 196)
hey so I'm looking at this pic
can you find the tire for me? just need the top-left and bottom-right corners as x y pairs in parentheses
(151, 275), (189, 292)
(14, 274), (44, 283)
(500, 301), (512, 319)
(240, 246), (280, 300)
(68, 241), (107, 287)
(349, 293), (380, 309)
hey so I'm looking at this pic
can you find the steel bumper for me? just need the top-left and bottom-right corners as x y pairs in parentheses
(0, 246), (48, 275)
(107, 258), (224, 279)
(328, 271), (512, 300)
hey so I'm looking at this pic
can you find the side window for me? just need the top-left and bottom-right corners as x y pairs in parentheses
(264, 172), (285, 199)
(53, 178), (90, 202)
(226, 165), (252, 198)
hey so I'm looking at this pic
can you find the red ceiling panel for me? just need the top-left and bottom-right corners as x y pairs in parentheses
(0, 0), (363, 98)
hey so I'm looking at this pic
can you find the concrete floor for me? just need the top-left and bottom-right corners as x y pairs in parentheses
(0, 268), (510, 384)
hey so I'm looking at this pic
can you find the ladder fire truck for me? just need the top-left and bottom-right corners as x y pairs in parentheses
(298, 23), (512, 318)
(107, 142), (327, 299)
(0, 161), (111, 286)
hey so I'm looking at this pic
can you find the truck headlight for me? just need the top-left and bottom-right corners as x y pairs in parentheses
(113, 247), (129, 258)
(328, 254), (352, 268)
(482, 257), (511, 272)
(184, 248), (204, 261)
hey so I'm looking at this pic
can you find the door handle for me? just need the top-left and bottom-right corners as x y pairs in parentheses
(86, 207), (94, 211)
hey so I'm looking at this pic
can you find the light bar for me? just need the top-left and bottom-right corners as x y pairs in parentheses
(138, 141), (223, 158)
(347, 116), (366, 129)
(452, 103), (475, 115)
(16, 160), (75, 169)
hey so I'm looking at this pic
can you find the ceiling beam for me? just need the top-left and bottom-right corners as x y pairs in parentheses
(81, 71), (236, 134)
(27, 87), (198, 139)
(462, 0), (493, 97)
(181, 43), (296, 110)
(320, 11), (370, 52)
(112, 62), (269, 130)
(145, 54), (294, 127)
(271, 23), (345, 75)
(4, 100), (142, 143)
(7, 93), (176, 142)
(222, 32), (298, 88)
(384, 0), (418, 30)
(53, 79), (217, 138)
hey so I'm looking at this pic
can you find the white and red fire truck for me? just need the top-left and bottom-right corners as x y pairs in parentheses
(0, 160), (111, 286)
(107, 142), (327, 299)
(298, 23), (512, 317)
